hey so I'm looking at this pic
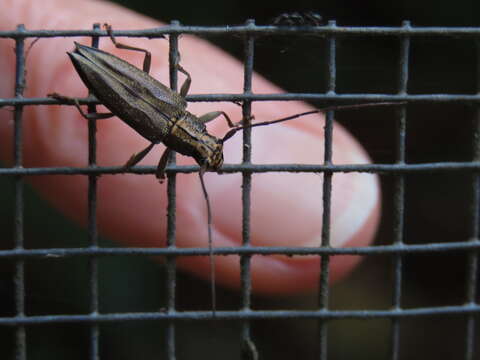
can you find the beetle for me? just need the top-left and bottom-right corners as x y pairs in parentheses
(49, 25), (240, 181)
(48, 24), (253, 316)
(49, 24), (394, 179)
(48, 24), (402, 315)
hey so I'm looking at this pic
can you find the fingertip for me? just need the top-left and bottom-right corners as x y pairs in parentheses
(0, 0), (382, 295)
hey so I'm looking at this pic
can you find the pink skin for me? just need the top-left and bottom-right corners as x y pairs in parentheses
(0, 0), (380, 294)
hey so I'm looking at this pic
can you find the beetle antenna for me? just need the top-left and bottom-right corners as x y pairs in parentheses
(222, 101), (406, 142)
(199, 168), (216, 317)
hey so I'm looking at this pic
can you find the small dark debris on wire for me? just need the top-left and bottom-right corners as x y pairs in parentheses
(272, 11), (324, 26)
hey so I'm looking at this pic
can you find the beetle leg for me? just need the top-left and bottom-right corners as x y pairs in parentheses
(104, 23), (154, 74)
(48, 93), (114, 120)
(198, 111), (236, 127)
(176, 64), (192, 98)
(156, 148), (172, 181)
(123, 142), (156, 170)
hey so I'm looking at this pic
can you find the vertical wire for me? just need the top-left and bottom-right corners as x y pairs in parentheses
(166, 20), (180, 360)
(317, 20), (337, 360)
(390, 20), (410, 360)
(87, 23), (101, 360)
(240, 19), (258, 360)
(13, 24), (26, 360)
(464, 37), (480, 360)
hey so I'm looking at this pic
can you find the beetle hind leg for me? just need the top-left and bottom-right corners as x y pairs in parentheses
(104, 23), (155, 74)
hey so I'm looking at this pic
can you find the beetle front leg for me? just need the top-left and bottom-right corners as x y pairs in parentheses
(123, 142), (156, 170)
(48, 93), (114, 120)
(104, 23), (155, 74)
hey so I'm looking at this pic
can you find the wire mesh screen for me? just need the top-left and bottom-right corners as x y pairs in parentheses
(0, 20), (479, 360)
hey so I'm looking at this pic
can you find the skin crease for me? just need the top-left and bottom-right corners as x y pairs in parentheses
(0, 0), (381, 294)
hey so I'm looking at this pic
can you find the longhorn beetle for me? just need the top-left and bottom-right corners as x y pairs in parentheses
(49, 24), (402, 315)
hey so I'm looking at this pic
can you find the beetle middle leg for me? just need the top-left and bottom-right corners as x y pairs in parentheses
(174, 64), (239, 129)
(175, 64), (192, 98)
(198, 111), (236, 127)
(125, 146), (172, 182)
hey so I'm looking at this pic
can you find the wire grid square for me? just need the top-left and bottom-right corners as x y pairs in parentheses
(0, 20), (479, 360)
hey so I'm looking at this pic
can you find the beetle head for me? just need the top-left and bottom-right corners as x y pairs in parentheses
(195, 137), (224, 171)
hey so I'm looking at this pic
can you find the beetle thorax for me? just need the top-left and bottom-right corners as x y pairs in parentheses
(167, 113), (225, 171)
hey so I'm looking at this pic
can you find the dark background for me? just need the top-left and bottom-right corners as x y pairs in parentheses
(1, 0), (480, 359)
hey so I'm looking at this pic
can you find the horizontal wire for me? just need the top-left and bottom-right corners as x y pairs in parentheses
(1, 304), (479, 326)
(0, 240), (479, 259)
(1, 162), (480, 176)
(3, 24), (480, 38)
(2, 93), (480, 106)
